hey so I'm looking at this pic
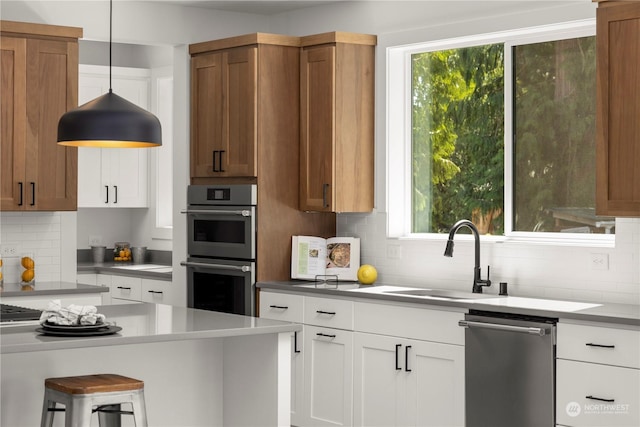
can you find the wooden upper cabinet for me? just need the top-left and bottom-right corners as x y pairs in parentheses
(300, 32), (376, 213)
(1, 21), (81, 211)
(190, 40), (261, 178)
(595, 1), (640, 216)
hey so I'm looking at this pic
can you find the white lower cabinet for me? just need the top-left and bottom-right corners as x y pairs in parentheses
(303, 325), (354, 426)
(353, 333), (464, 427)
(97, 274), (175, 305)
(556, 321), (640, 427)
(259, 290), (465, 427)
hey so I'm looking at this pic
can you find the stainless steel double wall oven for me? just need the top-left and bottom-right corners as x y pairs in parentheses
(181, 185), (256, 316)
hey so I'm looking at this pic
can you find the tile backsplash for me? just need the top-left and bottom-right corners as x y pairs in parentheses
(339, 212), (640, 306)
(0, 212), (62, 284)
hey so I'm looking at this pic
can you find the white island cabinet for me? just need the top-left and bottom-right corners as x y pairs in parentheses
(1, 303), (297, 427)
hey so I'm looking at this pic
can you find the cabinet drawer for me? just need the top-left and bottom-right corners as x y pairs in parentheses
(110, 275), (142, 301)
(558, 322), (640, 369)
(557, 359), (639, 427)
(354, 302), (464, 345)
(260, 291), (304, 323)
(141, 279), (173, 304)
(304, 296), (354, 330)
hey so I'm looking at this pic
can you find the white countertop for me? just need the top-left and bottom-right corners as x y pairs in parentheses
(258, 281), (640, 326)
(1, 303), (301, 354)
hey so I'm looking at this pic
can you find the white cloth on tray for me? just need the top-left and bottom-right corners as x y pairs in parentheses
(39, 300), (106, 325)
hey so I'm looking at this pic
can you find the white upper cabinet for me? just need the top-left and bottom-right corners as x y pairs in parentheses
(77, 65), (149, 208)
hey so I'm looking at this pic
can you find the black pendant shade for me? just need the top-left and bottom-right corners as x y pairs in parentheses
(58, 90), (162, 148)
(57, 0), (161, 148)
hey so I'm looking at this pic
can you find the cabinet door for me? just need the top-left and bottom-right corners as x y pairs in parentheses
(303, 325), (353, 426)
(78, 66), (149, 208)
(404, 339), (465, 427)
(0, 36), (27, 211)
(24, 38), (77, 211)
(353, 332), (405, 427)
(300, 45), (335, 211)
(596, 1), (640, 216)
(191, 46), (257, 179)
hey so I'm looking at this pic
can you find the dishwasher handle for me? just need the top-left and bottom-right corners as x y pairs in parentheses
(458, 319), (549, 336)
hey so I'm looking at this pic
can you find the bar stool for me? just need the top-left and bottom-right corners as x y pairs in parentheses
(40, 374), (148, 427)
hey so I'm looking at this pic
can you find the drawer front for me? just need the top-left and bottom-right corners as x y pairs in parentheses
(304, 296), (354, 330)
(557, 359), (639, 427)
(141, 279), (173, 304)
(354, 301), (464, 345)
(558, 322), (640, 369)
(260, 291), (304, 323)
(110, 275), (142, 301)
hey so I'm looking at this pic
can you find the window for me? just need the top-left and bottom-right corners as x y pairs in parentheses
(387, 21), (613, 239)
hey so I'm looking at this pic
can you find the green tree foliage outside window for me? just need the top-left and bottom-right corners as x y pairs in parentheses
(411, 36), (600, 235)
(411, 44), (504, 234)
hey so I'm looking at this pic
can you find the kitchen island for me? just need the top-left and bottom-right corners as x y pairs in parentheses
(1, 303), (299, 426)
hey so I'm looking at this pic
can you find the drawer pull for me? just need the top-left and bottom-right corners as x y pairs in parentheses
(586, 395), (615, 403)
(269, 305), (289, 310)
(148, 290), (163, 294)
(316, 310), (336, 315)
(316, 333), (336, 339)
(586, 343), (615, 349)
(116, 286), (131, 290)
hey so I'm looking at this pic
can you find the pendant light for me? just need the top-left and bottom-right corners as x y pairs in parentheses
(57, 0), (161, 148)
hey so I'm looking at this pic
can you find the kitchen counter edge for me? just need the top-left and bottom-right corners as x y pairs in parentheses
(257, 281), (640, 327)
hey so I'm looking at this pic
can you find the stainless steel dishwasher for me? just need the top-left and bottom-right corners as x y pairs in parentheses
(459, 310), (557, 427)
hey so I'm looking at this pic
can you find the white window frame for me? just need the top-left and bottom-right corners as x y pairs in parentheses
(386, 19), (613, 246)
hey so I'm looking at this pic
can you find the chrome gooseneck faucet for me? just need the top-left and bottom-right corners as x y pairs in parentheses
(444, 219), (491, 293)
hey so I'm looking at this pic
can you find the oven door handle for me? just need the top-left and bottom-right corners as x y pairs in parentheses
(180, 261), (252, 273)
(180, 209), (252, 217)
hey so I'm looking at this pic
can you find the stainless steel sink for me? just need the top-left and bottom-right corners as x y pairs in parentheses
(383, 289), (500, 300)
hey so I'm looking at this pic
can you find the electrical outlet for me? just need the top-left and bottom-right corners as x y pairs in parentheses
(1, 244), (18, 257)
(89, 235), (103, 246)
(387, 244), (402, 259)
(590, 253), (609, 270)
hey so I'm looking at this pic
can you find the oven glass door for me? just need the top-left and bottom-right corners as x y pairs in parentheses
(184, 258), (255, 316)
(185, 206), (255, 260)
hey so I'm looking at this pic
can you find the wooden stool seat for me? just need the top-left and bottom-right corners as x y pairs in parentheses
(45, 374), (144, 395)
(41, 374), (148, 427)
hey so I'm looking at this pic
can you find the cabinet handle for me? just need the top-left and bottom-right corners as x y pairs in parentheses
(316, 332), (336, 339)
(30, 182), (35, 206)
(219, 150), (225, 172)
(322, 183), (330, 208)
(269, 305), (288, 310)
(586, 343), (615, 349)
(395, 344), (402, 370)
(147, 290), (163, 294)
(116, 286), (131, 290)
(105, 185), (109, 203)
(294, 331), (301, 353)
(212, 151), (219, 172)
(18, 182), (23, 206)
(316, 310), (336, 315)
(405, 345), (412, 372)
(586, 395), (615, 403)
(113, 186), (118, 204)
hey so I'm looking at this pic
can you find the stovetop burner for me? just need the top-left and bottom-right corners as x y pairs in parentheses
(0, 303), (42, 322)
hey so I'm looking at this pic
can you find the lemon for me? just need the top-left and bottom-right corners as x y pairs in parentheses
(357, 264), (378, 285)
(21, 268), (35, 283)
(21, 256), (35, 269)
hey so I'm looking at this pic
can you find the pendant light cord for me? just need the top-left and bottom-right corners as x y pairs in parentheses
(109, 0), (113, 93)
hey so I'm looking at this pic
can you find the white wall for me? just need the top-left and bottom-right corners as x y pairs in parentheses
(2, 1), (638, 305)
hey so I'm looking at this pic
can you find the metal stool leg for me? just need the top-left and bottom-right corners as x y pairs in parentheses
(67, 395), (93, 427)
(40, 393), (56, 427)
(97, 403), (123, 427)
(131, 390), (148, 427)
